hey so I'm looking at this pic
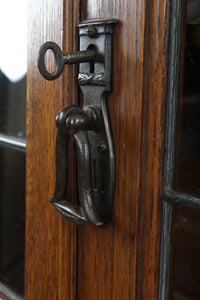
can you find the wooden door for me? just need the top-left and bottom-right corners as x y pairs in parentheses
(26, 0), (170, 299)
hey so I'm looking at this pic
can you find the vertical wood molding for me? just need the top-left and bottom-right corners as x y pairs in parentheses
(26, 1), (80, 299)
(78, 1), (145, 299)
(136, 0), (170, 299)
(78, 0), (170, 299)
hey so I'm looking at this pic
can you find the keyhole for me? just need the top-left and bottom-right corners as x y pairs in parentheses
(100, 160), (105, 193)
(93, 159), (97, 190)
(87, 44), (96, 73)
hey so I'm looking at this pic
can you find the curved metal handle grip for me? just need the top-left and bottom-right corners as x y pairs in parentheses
(50, 105), (104, 226)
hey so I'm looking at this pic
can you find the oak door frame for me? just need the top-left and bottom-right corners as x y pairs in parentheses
(26, 0), (171, 299)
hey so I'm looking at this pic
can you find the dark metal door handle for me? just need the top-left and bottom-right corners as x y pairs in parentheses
(38, 19), (117, 226)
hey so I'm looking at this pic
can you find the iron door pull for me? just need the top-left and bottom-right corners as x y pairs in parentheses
(38, 19), (117, 226)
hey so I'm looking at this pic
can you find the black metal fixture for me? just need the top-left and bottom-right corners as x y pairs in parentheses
(38, 19), (117, 226)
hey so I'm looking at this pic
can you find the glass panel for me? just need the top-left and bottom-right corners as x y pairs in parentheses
(0, 144), (25, 297)
(169, 1), (200, 299)
(174, 0), (200, 196)
(0, 0), (27, 297)
(170, 205), (200, 300)
(0, 72), (26, 139)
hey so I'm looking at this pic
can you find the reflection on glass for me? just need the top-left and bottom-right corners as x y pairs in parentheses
(174, 0), (200, 196)
(0, 145), (25, 297)
(170, 205), (200, 300)
(0, 0), (27, 298)
(0, 72), (26, 139)
(170, 1), (200, 300)
(0, 1), (27, 83)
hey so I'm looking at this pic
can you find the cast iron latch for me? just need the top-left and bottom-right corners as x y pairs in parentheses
(38, 19), (117, 226)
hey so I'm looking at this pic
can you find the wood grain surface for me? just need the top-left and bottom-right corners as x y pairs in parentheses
(26, 1), (79, 299)
(78, 1), (170, 299)
(26, 0), (171, 299)
(136, 1), (170, 299)
(78, 1), (144, 299)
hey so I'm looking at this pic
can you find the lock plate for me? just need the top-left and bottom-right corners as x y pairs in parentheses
(78, 19), (117, 91)
(77, 19), (117, 221)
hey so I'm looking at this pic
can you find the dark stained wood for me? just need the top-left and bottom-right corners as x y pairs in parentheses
(77, 1), (170, 299)
(26, 0), (80, 299)
(135, 1), (170, 299)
